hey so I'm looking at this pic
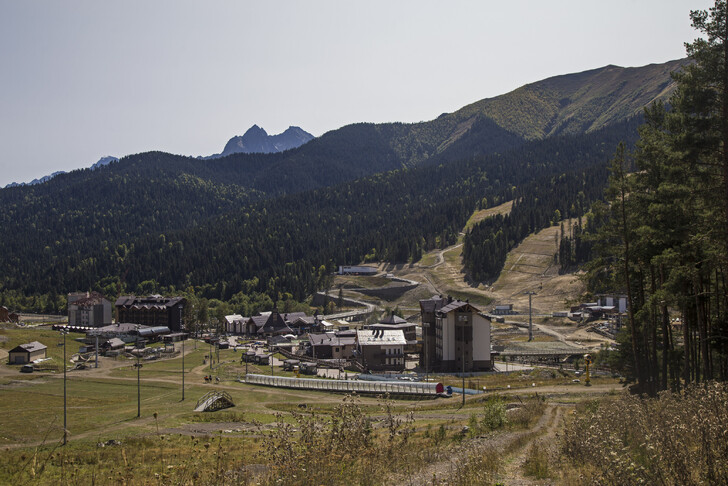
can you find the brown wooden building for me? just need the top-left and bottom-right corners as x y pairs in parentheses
(8, 341), (47, 364)
(356, 329), (406, 372)
(115, 295), (186, 331)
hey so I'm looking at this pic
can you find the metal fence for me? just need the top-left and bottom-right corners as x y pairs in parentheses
(243, 373), (440, 396)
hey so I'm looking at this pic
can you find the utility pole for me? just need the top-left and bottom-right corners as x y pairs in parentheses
(181, 339), (185, 401)
(525, 291), (536, 342)
(462, 327), (466, 408)
(134, 355), (143, 418)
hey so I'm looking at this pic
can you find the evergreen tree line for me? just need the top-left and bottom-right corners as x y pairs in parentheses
(462, 163), (612, 282)
(585, 1), (728, 394)
(0, 114), (639, 314)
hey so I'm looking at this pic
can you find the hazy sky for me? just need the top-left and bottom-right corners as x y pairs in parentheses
(0, 0), (714, 187)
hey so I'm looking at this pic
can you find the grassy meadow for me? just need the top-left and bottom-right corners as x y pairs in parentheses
(3, 325), (718, 485)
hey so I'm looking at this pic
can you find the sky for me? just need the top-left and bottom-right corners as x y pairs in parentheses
(0, 0), (715, 187)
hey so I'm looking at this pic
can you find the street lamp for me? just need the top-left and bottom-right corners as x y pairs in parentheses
(524, 291), (537, 342)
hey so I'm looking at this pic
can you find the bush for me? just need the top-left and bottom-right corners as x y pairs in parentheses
(560, 383), (728, 485)
(480, 397), (508, 431)
(257, 394), (415, 485)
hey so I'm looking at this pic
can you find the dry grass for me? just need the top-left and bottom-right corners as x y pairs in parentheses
(463, 200), (514, 233)
(560, 383), (728, 485)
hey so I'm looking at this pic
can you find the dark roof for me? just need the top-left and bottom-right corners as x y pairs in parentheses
(281, 312), (308, 323)
(268, 335), (290, 345)
(370, 323), (416, 330)
(10, 341), (47, 353)
(289, 315), (316, 326)
(379, 313), (407, 324)
(308, 333), (331, 346)
(309, 332), (356, 347)
(419, 295), (447, 313)
(115, 295), (185, 308)
(439, 300), (481, 314)
(258, 312), (293, 335)
(250, 315), (269, 328)
(103, 338), (126, 348)
(138, 326), (171, 337)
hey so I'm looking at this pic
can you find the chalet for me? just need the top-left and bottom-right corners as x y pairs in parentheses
(0, 306), (9, 322)
(224, 314), (248, 335)
(309, 330), (356, 360)
(236, 310), (319, 337)
(68, 291), (112, 327)
(8, 341), (47, 364)
(284, 313), (322, 335)
(246, 311), (294, 337)
(115, 295), (186, 331)
(356, 329), (406, 372)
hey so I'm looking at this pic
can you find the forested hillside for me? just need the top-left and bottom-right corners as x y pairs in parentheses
(1, 118), (639, 309)
(0, 59), (680, 312)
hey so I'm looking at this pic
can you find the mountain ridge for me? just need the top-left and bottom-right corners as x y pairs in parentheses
(0, 59), (683, 300)
(205, 125), (315, 159)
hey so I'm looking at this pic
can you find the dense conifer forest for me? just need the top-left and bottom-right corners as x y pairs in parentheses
(0, 58), (678, 314)
(0, 117), (639, 313)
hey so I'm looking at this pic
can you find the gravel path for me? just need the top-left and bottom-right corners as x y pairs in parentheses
(389, 403), (562, 485)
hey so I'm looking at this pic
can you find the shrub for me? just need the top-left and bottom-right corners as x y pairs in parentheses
(480, 397), (507, 431)
(560, 383), (728, 485)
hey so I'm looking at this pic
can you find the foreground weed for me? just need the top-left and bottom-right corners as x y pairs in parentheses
(257, 394), (417, 485)
(522, 443), (550, 479)
(561, 382), (728, 485)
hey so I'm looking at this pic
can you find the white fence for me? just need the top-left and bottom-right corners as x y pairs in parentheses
(243, 374), (440, 396)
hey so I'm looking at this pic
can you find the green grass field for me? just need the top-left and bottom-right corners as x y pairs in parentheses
(0, 326), (624, 485)
(1, 326), (85, 364)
